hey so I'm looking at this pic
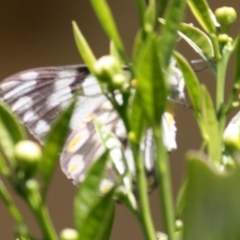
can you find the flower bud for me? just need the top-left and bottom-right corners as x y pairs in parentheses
(112, 73), (127, 90)
(60, 228), (79, 240)
(175, 219), (183, 231)
(222, 156), (235, 171)
(156, 232), (167, 240)
(224, 127), (240, 154)
(14, 140), (42, 179)
(128, 131), (137, 143)
(94, 55), (122, 83)
(25, 179), (40, 192)
(218, 34), (233, 44)
(14, 224), (28, 239)
(215, 7), (237, 26)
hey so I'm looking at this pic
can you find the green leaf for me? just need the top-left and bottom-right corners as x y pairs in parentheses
(183, 151), (240, 240)
(201, 85), (221, 162)
(79, 189), (115, 240)
(179, 22), (214, 59)
(173, 51), (201, 114)
(144, 0), (156, 33)
(226, 37), (240, 112)
(0, 153), (7, 174)
(187, 0), (216, 34)
(224, 37), (240, 113)
(157, 0), (168, 18)
(72, 21), (96, 73)
(135, 0), (146, 28)
(0, 102), (26, 161)
(174, 51), (213, 144)
(74, 151), (109, 232)
(128, 92), (147, 143)
(233, 37), (240, 86)
(41, 99), (76, 195)
(135, 33), (167, 125)
(132, 29), (145, 65)
(176, 180), (187, 219)
(109, 41), (123, 65)
(159, 0), (186, 67)
(159, 19), (216, 72)
(89, 0), (127, 63)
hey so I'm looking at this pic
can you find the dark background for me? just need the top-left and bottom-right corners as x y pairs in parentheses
(0, 1), (239, 239)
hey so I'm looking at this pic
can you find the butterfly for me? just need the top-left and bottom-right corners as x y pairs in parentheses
(0, 61), (184, 194)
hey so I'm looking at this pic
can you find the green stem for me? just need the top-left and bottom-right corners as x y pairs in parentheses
(131, 142), (156, 240)
(216, 44), (233, 118)
(35, 204), (58, 240)
(24, 183), (58, 240)
(0, 180), (25, 225)
(216, 57), (226, 113)
(154, 126), (175, 240)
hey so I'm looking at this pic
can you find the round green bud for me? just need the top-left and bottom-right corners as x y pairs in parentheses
(25, 179), (40, 192)
(14, 224), (28, 238)
(175, 219), (184, 231)
(60, 228), (79, 240)
(156, 232), (167, 240)
(94, 55), (121, 83)
(14, 140), (42, 179)
(128, 131), (137, 143)
(215, 7), (237, 26)
(224, 130), (240, 154)
(112, 73), (127, 90)
(223, 156), (236, 171)
(218, 34), (233, 43)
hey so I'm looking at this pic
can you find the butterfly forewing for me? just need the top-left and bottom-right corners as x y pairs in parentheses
(0, 65), (105, 143)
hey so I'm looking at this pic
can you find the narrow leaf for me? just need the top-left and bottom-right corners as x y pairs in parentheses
(159, 0), (186, 67)
(201, 85), (221, 162)
(157, 0), (168, 17)
(0, 102), (26, 143)
(89, 0), (127, 63)
(41, 99), (76, 194)
(144, 0), (156, 33)
(179, 22), (214, 59)
(129, 92), (147, 143)
(174, 51), (211, 143)
(0, 102), (26, 161)
(79, 189), (115, 240)
(132, 29), (145, 65)
(135, 33), (167, 125)
(135, 0), (146, 28)
(159, 19), (216, 72)
(173, 51), (201, 113)
(187, 0), (216, 34)
(226, 37), (240, 112)
(233, 37), (240, 85)
(74, 151), (109, 232)
(72, 21), (96, 73)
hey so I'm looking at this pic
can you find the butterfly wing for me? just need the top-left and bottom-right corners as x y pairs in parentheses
(60, 99), (125, 186)
(0, 65), (106, 143)
(0, 61), (183, 192)
(0, 65), (129, 190)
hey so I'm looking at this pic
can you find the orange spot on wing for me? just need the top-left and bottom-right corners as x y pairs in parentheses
(131, 79), (138, 87)
(165, 104), (175, 126)
(67, 135), (82, 152)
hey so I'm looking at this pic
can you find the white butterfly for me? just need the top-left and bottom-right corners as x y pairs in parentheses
(0, 62), (184, 193)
